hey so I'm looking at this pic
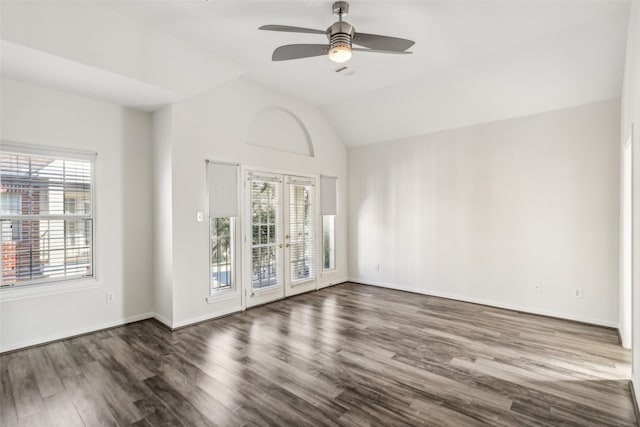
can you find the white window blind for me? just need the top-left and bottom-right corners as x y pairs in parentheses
(208, 161), (239, 218)
(0, 150), (95, 287)
(289, 178), (315, 283)
(321, 175), (337, 215)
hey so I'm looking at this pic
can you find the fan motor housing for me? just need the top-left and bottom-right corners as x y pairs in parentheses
(327, 21), (354, 50)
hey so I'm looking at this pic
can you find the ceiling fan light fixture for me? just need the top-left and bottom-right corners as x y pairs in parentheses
(329, 44), (352, 63)
(328, 31), (353, 63)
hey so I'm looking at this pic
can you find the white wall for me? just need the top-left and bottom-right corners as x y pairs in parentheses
(0, 79), (154, 351)
(168, 77), (348, 327)
(349, 100), (620, 326)
(621, 0), (640, 405)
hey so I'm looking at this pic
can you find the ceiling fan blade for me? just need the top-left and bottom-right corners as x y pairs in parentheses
(352, 32), (415, 51)
(259, 25), (326, 35)
(272, 44), (329, 61)
(352, 47), (413, 55)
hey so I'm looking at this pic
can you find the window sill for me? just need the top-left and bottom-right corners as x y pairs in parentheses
(0, 278), (101, 302)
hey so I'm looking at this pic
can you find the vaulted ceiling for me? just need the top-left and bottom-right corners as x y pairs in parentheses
(0, 0), (630, 146)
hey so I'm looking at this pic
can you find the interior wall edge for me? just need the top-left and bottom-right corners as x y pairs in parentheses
(349, 277), (620, 329)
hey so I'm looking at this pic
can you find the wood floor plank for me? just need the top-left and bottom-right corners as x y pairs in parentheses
(43, 342), (82, 380)
(80, 360), (143, 425)
(26, 347), (64, 398)
(0, 359), (20, 427)
(43, 390), (84, 427)
(5, 353), (45, 419)
(143, 375), (215, 427)
(17, 409), (53, 427)
(62, 374), (117, 427)
(1, 283), (636, 426)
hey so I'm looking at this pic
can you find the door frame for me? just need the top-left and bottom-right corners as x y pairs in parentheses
(241, 165), (320, 310)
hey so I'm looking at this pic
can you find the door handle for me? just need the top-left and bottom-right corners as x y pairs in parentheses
(285, 234), (290, 239)
(279, 243), (283, 248)
(285, 243), (290, 248)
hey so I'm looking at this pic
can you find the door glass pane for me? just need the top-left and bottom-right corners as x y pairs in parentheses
(289, 183), (315, 283)
(251, 180), (280, 289)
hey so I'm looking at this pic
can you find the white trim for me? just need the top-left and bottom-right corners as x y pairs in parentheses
(205, 159), (240, 167)
(206, 291), (238, 304)
(242, 164), (318, 182)
(0, 278), (101, 302)
(349, 277), (619, 328)
(171, 305), (242, 329)
(318, 276), (348, 289)
(290, 278), (316, 288)
(0, 140), (97, 161)
(0, 312), (153, 353)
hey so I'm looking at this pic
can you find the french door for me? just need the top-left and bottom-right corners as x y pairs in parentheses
(245, 171), (316, 308)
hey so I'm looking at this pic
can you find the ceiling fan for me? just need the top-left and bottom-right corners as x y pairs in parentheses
(259, 1), (415, 63)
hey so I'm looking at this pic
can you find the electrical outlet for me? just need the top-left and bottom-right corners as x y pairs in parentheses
(196, 212), (204, 222)
(573, 288), (583, 298)
(106, 292), (114, 303)
(375, 264), (380, 272)
(534, 283), (542, 293)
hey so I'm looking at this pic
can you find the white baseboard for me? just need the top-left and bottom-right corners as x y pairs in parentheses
(349, 277), (619, 329)
(171, 305), (242, 329)
(0, 312), (154, 353)
(152, 312), (173, 329)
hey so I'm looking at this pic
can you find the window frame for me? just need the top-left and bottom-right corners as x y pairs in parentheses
(322, 214), (336, 272)
(0, 142), (97, 291)
(209, 216), (236, 296)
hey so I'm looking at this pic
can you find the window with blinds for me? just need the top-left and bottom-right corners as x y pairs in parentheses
(0, 150), (94, 287)
(289, 180), (315, 283)
(208, 161), (239, 296)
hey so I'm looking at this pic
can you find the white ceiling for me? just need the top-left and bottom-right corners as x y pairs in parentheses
(101, 0), (630, 106)
(1, 40), (179, 111)
(0, 0), (631, 146)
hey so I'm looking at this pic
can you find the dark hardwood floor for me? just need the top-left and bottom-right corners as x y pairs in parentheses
(0, 282), (636, 426)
